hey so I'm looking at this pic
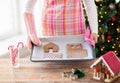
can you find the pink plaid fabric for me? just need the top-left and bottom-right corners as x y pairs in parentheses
(42, 0), (85, 36)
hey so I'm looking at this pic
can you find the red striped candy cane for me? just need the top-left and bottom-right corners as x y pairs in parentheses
(12, 48), (18, 66)
(8, 45), (14, 52)
(17, 42), (24, 48)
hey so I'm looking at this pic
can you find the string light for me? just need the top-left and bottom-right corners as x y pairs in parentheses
(101, 46), (105, 51)
(108, 40), (110, 42)
(111, 23), (114, 26)
(103, 46), (105, 49)
(105, 12), (107, 14)
(96, 0), (102, 2)
(99, 20), (101, 22)
(95, 0), (120, 57)
(114, 50), (117, 53)
(114, 44), (116, 46)
(116, 38), (119, 40)
(99, 27), (102, 30)
(99, 12), (102, 14)
(97, 35), (100, 37)
(100, 4), (102, 7)
(116, 53), (118, 55)
(101, 48), (103, 51)
(112, 46), (115, 49)
(101, 16), (103, 18)
(117, 28), (120, 32)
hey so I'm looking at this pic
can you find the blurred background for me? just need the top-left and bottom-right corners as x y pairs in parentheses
(0, 0), (44, 58)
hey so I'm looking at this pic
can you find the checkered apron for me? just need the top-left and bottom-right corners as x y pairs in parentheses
(42, 0), (85, 36)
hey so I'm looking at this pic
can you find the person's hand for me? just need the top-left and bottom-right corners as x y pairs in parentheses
(84, 28), (97, 46)
(27, 34), (41, 49)
(90, 33), (98, 43)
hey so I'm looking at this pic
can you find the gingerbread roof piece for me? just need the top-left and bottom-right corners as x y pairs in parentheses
(91, 51), (120, 76)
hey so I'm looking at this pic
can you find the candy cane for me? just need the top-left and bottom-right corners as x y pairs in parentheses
(15, 42), (24, 66)
(8, 45), (16, 66)
(12, 48), (18, 66)
(17, 42), (24, 48)
(8, 42), (24, 67)
(8, 45), (14, 52)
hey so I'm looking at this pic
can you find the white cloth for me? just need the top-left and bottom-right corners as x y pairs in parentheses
(24, 0), (37, 13)
(24, 0), (98, 34)
(83, 0), (98, 34)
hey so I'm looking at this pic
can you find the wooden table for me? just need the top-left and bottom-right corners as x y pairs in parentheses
(0, 58), (120, 83)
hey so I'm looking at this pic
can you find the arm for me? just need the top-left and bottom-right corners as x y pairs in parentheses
(24, 0), (40, 48)
(83, 0), (98, 43)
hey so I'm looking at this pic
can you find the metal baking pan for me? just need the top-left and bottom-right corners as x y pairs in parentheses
(30, 35), (95, 62)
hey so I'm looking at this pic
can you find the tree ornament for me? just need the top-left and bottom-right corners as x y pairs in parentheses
(109, 3), (115, 10)
(107, 35), (111, 40)
(95, 0), (120, 57)
(111, 17), (116, 22)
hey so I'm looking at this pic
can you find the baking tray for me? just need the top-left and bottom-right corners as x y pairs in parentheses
(30, 35), (95, 62)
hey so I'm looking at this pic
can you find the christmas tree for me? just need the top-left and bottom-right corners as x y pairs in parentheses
(94, 0), (120, 57)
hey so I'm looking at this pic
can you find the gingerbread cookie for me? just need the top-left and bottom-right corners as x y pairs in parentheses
(67, 43), (88, 58)
(43, 42), (59, 53)
(44, 53), (62, 59)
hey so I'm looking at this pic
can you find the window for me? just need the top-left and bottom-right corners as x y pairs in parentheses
(0, 0), (56, 41)
(0, 0), (19, 40)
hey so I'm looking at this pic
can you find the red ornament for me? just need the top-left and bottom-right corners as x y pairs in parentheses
(96, 69), (100, 73)
(111, 17), (116, 22)
(105, 71), (110, 75)
(107, 35), (111, 40)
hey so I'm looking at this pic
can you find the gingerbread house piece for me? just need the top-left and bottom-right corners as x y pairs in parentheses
(43, 42), (59, 53)
(90, 51), (120, 83)
(43, 42), (63, 59)
(67, 43), (88, 58)
(43, 52), (62, 59)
